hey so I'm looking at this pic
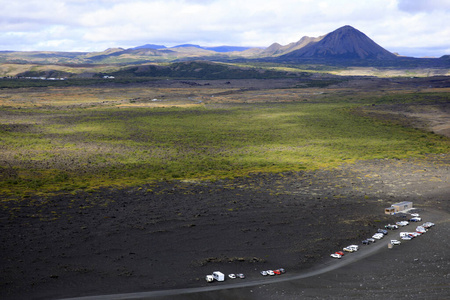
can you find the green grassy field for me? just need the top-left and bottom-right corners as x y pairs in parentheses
(1, 89), (449, 198)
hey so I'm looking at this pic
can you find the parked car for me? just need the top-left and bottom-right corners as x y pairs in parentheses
(267, 270), (275, 276)
(260, 270), (268, 276)
(385, 224), (398, 230)
(273, 269), (281, 275)
(416, 226), (426, 233)
(396, 221), (409, 226)
(391, 239), (401, 245)
(228, 273), (236, 279)
(372, 233), (384, 239)
(367, 238), (376, 243)
(401, 236), (412, 240)
(236, 273), (245, 279)
(279, 268), (286, 274)
(331, 253), (342, 259)
(411, 213), (420, 217)
(343, 246), (355, 252)
(378, 229), (388, 235)
(335, 251), (345, 256)
(410, 217), (422, 222)
(362, 239), (370, 245)
(422, 222), (435, 228)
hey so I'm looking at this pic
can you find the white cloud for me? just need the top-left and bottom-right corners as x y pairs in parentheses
(0, 0), (449, 56)
(398, 0), (450, 13)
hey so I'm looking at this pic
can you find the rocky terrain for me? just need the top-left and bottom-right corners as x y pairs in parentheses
(1, 152), (449, 300)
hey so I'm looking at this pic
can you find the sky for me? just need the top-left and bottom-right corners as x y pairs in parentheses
(1, 0), (450, 57)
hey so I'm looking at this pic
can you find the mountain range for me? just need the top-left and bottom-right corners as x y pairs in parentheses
(1, 25), (448, 71)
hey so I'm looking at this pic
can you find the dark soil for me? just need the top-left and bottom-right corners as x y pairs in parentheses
(1, 154), (449, 300)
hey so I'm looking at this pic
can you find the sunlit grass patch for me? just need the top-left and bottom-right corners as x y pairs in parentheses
(1, 94), (449, 198)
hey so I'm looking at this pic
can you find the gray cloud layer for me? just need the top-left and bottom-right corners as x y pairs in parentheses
(1, 0), (449, 57)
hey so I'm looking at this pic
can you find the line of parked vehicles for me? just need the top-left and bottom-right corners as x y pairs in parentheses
(260, 268), (286, 276)
(331, 213), (435, 259)
(206, 268), (286, 282)
(206, 213), (435, 282)
(206, 271), (246, 282)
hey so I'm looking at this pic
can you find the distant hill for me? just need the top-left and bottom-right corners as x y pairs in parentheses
(132, 43), (253, 53)
(281, 25), (397, 60)
(102, 60), (303, 80)
(131, 44), (166, 50)
(203, 46), (253, 52)
(262, 36), (324, 56)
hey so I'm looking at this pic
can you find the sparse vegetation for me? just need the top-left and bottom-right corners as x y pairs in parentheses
(1, 83), (449, 198)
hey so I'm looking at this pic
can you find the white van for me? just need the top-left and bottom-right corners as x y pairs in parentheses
(212, 271), (225, 282)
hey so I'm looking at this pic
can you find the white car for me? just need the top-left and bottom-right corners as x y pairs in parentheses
(228, 274), (236, 279)
(396, 221), (409, 226)
(416, 226), (426, 233)
(331, 253), (342, 259)
(267, 270), (275, 276)
(423, 222), (435, 228)
(260, 270), (268, 276)
(391, 240), (401, 245)
(344, 245), (359, 252)
(372, 233), (384, 239)
(401, 236), (412, 240)
(411, 213), (420, 217)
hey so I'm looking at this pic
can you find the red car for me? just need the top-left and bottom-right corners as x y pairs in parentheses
(273, 269), (281, 275)
(335, 251), (345, 256)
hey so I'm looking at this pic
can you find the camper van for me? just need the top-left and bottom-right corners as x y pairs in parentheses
(212, 271), (225, 282)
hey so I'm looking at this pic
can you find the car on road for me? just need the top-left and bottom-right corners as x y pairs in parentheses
(331, 253), (342, 259)
(391, 239), (401, 245)
(260, 270), (268, 276)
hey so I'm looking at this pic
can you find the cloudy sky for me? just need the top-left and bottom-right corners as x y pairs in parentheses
(2, 0), (450, 57)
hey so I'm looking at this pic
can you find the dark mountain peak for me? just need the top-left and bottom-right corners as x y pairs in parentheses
(282, 25), (397, 60)
(337, 25), (358, 31)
